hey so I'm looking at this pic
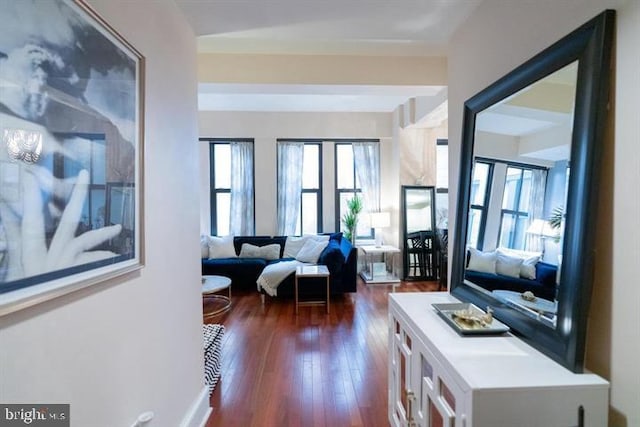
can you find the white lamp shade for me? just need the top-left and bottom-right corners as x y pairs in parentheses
(526, 219), (556, 237)
(370, 211), (391, 228)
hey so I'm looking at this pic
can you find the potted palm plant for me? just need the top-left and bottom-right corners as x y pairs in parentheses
(342, 195), (363, 244)
(548, 205), (564, 243)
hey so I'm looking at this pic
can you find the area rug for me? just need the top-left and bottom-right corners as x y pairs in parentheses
(203, 324), (225, 395)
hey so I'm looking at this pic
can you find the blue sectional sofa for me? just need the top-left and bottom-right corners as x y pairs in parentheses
(201, 234), (358, 297)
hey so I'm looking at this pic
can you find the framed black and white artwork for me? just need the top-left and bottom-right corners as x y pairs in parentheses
(0, 0), (145, 315)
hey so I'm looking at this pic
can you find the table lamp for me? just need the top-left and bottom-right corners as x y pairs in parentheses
(370, 211), (391, 247)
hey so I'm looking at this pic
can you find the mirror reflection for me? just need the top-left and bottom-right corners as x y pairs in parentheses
(405, 187), (435, 233)
(402, 186), (437, 281)
(463, 61), (578, 326)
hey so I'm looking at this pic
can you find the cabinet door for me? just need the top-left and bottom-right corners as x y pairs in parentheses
(412, 338), (466, 427)
(389, 315), (416, 427)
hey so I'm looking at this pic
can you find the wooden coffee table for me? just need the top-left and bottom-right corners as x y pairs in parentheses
(295, 265), (330, 315)
(202, 275), (232, 318)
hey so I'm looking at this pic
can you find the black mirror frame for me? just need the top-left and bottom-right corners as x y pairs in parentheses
(451, 10), (615, 373)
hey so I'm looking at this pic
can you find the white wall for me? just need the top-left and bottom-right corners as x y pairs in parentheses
(198, 110), (396, 238)
(0, 2), (206, 426)
(449, 1), (639, 425)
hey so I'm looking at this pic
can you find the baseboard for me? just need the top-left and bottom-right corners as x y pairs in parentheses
(180, 386), (212, 427)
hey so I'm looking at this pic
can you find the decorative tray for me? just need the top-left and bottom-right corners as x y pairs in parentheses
(432, 303), (510, 335)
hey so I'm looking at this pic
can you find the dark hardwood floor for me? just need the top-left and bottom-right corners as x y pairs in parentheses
(204, 278), (440, 427)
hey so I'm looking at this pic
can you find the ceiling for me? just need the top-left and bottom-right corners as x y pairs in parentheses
(175, 0), (482, 113)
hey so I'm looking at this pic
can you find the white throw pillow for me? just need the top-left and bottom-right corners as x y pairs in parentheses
(208, 235), (237, 259)
(200, 234), (210, 258)
(495, 253), (524, 278)
(520, 255), (540, 280)
(295, 238), (329, 263)
(284, 235), (329, 258)
(239, 243), (281, 261)
(284, 235), (310, 258)
(497, 248), (541, 279)
(467, 247), (497, 274)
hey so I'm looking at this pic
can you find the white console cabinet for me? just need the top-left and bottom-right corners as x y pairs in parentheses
(388, 292), (608, 427)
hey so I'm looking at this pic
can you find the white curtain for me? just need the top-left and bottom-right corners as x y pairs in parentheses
(525, 169), (548, 252)
(230, 141), (254, 235)
(277, 142), (304, 235)
(353, 141), (380, 214)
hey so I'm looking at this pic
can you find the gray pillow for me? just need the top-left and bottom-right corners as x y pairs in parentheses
(239, 243), (280, 260)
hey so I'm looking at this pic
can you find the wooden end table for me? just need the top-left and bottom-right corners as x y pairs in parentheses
(202, 275), (232, 318)
(295, 265), (330, 315)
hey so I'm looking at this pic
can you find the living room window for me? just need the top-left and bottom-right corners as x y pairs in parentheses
(205, 139), (255, 236)
(299, 143), (322, 234)
(468, 160), (493, 249)
(276, 140), (322, 235)
(335, 141), (379, 239)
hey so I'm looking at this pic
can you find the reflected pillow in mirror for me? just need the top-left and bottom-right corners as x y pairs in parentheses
(497, 248), (541, 279)
(520, 256), (541, 280)
(467, 247), (497, 274)
(496, 253), (524, 278)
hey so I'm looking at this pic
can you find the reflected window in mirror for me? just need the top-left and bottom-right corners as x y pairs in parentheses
(500, 167), (533, 250)
(467, 161), (492, 249)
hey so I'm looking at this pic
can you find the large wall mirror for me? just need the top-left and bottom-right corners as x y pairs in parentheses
(451, 10), (615, 372)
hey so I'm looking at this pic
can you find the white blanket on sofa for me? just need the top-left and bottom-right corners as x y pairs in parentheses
(257, 260), (305, 296)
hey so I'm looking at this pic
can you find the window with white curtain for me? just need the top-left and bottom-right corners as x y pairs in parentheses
(468, 160), (493, 249)
(276, 140), (322, 235)
(299, 143), (322, 234)
(230, 140), (255, 235)
(335, 141), (379, 239)
(205, 139), (255, 236)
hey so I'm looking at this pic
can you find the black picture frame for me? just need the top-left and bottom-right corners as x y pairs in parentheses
(450, 10), (615, 372)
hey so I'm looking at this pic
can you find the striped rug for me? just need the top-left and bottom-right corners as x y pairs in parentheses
(203, 324), (225, 395)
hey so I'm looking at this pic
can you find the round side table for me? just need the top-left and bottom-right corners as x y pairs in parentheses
(202, 275), (232, 318)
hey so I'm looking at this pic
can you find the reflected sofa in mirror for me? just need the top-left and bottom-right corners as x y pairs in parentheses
(401, 185), (437, 280)
(451, 10), (615, 372)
